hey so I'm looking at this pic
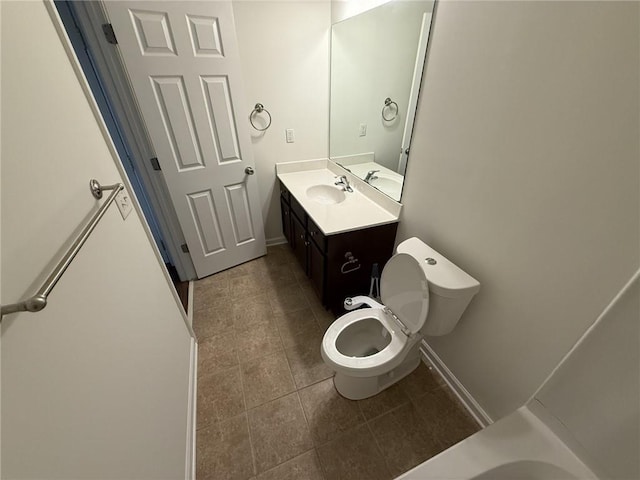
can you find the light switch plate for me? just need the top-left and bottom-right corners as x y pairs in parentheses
(286, 128), (295, 143)
(359, 123), (367, 136)
(115, 189), (133, 220)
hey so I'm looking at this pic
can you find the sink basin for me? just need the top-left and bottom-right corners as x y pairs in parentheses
(369, 176), (401, 189)
(306, 185), (346, 205)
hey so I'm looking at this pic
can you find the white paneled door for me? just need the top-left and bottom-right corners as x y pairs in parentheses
(104, 1), (265, 278)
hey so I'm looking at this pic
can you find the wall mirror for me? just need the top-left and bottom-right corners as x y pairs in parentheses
(329, 1), (435, 201)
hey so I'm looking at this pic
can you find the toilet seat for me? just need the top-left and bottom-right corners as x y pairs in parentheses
(321, 252), (431, 378)
(321, 307), (409, 378)
(380, 253), (430, 334)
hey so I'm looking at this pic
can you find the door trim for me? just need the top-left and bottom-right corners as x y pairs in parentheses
(44, 0), (195, 328)
(397, 11), (433, 177)
(67, 0), (197, 281)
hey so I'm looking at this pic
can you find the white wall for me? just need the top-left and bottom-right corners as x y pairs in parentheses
(398, 1), (639, 420)
(1, 2), (193, 478)
(536, 270), (639, 479)
(233, 1), (331, 244)
(331, 0), (391, 24)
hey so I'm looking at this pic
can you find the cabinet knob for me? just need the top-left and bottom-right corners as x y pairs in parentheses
(284, 211), (288, 215)
(299, 234), (305, 240)
(310, 231), (316, 236)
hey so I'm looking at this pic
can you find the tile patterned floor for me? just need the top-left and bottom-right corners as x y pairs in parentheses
(193, 245), (479, 480)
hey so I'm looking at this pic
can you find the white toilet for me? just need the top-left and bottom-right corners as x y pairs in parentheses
(321, 237), (480, 400)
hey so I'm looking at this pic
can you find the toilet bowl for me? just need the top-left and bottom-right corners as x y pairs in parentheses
(321, 237), (480, 400)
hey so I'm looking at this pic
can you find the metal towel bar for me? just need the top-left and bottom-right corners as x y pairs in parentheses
(0, 179), (124, 318)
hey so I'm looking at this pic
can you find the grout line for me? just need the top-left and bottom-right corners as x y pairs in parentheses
(364, 416), (394, 479)
(243, 411), (258, 478)
(361, 397), (412, 424)
(311, 448), (328, 480)
(234, 299), (257, 477)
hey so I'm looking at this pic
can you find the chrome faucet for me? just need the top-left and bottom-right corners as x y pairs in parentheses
(334, 175), (353, 192)
(364, 170), (380, 183)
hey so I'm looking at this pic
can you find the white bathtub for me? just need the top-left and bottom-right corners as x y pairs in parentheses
(470, 461), (584, 479)
(396, 403), (598, 480)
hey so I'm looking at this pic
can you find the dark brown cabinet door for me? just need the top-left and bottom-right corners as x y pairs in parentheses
(280, 196), (292, 244)
(308, 238), (326, 300)
(291, 213), (308, 273)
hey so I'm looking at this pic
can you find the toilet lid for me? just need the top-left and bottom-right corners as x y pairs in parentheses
(381, 253), (429, 334)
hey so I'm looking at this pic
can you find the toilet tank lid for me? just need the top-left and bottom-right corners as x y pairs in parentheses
(396, 238), (480, 298)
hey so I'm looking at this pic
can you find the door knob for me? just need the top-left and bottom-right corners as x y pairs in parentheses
(245, 166), (255, 175)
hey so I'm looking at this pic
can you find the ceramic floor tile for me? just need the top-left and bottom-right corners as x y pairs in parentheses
(243, 256), (270, 276)
(235, 319), (283, 363)
(285, 338), (333, 389)
(241, 350), (295, 409)
(311, 306), (336, 332)
(260, 262), (299, 289)
(269, 284), (311, 314)
(398, 361), (445, 402)
(414, 387), (480, 449)
(196, 413), (255, 480)
(357, 383), (411, 421)
(193, 282), (230, 314)
(233, 294), (273, 332)
(265, 244), (298, 266)
(299, 280), (322, 307)
(194, 274), (230, 303)
(215, 261), (254, 281)
(255, 449), (324, 480)
(193, 301), (234, 342)
(368, 402), (443, 477)
(197, 366), (245, 428)
(230, 274), (272, 300)
(198, 331), (239, 376)
(299, 377), (365, 445)
(316, 424), (392, 480)
(247, 392), (314, 474)
(274, 308), (323, 349)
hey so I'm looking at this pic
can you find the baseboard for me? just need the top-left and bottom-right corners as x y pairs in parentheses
(186, 281), (194, 328)
(419, 340), (493, 428)
(266, 236), (287, 247)
(185, 337), (198, 480)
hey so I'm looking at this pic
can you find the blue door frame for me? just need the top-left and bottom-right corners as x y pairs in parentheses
(55, 0), (173, 266)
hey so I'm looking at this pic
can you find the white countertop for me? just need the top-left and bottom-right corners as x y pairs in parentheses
(276, 159), (401, 235)
(342, 161), (404, 201)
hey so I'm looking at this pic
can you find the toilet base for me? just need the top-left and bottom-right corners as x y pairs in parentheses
(333, 349), (422, 400)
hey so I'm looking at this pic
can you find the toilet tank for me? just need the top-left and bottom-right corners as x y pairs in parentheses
(396, 238), (480, 336)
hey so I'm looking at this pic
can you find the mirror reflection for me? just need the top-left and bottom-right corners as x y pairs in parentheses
(329, 1), (435, 201)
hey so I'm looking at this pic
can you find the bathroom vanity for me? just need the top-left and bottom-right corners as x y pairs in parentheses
(277, 160), (401, 314)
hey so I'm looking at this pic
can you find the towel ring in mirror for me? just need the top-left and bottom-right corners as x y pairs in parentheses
(381, 97), (398, 121)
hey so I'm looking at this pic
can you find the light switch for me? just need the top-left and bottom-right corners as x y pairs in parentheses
(286, 129), (295, 143)
(359, 123), (367, 136)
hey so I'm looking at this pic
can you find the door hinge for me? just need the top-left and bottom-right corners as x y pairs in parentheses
(181, 244), (190, 253)
(150, 157), (162, 171)
(102, 23), (118, 45)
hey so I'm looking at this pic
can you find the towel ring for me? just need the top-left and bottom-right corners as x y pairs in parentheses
(381, 97), (398, 121)
(249, 103), (272, 131)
